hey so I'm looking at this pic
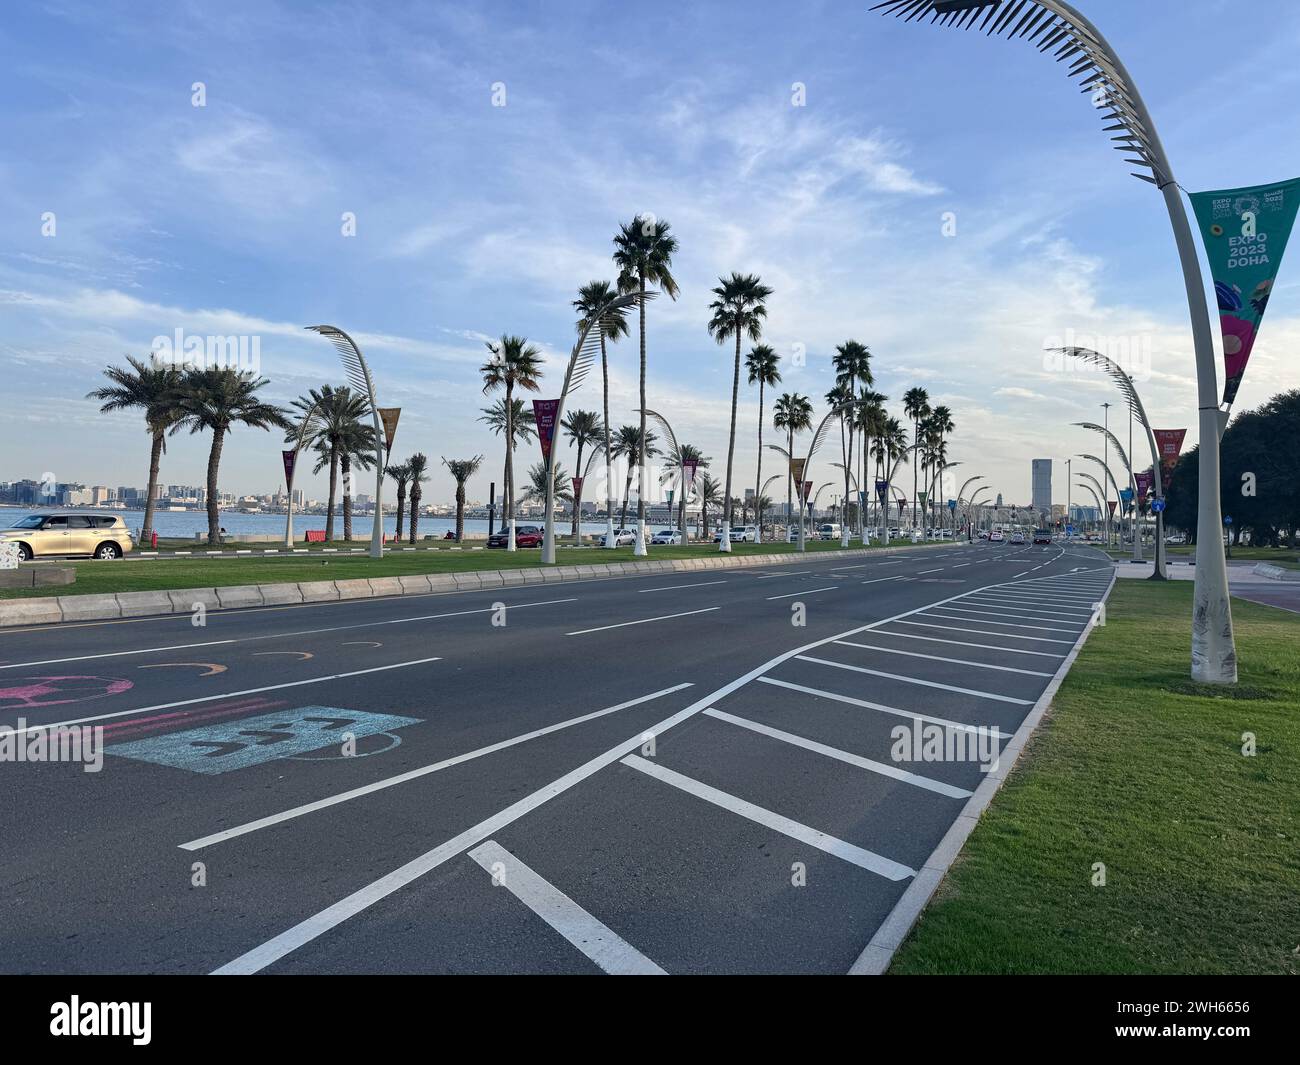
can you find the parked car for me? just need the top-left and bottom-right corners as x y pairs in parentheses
(714, 525), (758, 543)
(486, 524), (545, 548)
(816, 523), (842, 541)
(1033, 529), (1053, 545)
(977, 531), (989, 540)
(0, 513), (135, 561)
(650, 529), (682, 545)
(602, 527), (637, 547)
(989, 530), (1006, 544)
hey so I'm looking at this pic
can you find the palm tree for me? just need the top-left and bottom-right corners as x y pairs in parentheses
(561, 409), (603, 543)
(698, 473), (723, 540)
(929, 404), (955, 530)
(573, 280), (629, 548)
(826, 382), (853, 534)
(876, 416), (910, 538)
(86, 356), (183, 544)
(855, 390), (887, 538)
(175, 367), (290, 545)
(385, 460), (413, 543)
(745, 343), (781, 543)
(833, 341), (872, 538)
(441, 455), (483, 543)
(407, 453), (429, 544)
(708, 273), (773, 553)
(336, 415), (379, 541)
(613, 215), (679, 554)
(610, 424), (658, 532)
(773, 392), (813, 537)
(526, 461), (572, 506)
(480, 336), (543, 551)
(663, 443), (710, 538)
(290, 385), (371, 542)
(903, 387), (931, 534)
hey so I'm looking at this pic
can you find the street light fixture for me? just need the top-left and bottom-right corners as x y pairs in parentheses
(872, 0), (1234, 682)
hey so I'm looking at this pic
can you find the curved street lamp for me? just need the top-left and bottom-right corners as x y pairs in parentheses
(1076, 421), (1139, 558)
(283, 398), (321, 548)
(1075, 479), (1105, 537)
(640, 406), (692, 548)
(873, 0), (1233, 681)
(306, 325), (385, 559)
(967, 485), (992, 541)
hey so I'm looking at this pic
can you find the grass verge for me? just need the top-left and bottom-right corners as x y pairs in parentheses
(889, 580), (1300, 975)
(2, 538), (946, 599)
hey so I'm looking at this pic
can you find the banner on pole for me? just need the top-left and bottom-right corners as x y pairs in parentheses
(875, 479), (889, 506)
(790, 458), (806, 486)
(572, 475), (583, 499)
(1153, 429), (1187, 493)
(1190, 178), (1300, 407)
(532, 400), (560, 465)
(1107, 500), (1118, 517)
(281, 449), (297, 489)
(377, 408), (401, 454)
(801, 480), (814, 504)
(1135, 470), (1153, 505)
(681, 459), (699, 487)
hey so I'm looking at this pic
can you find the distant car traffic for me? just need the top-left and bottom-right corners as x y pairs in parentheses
(1033, 529), (1053, 545)
(816, 523), (841, 541)
(487, 524), (544, 548)
(989, 530), (1006, 544)
(0, 513), (135, 560)
(1010, 531), (1026, 545)
(650, 529), (682, 545)
(602, 527), (638, 547)
(714, 525), (758, 543)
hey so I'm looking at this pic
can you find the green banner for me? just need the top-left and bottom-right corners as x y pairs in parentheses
(1191, 178), (1300, 407)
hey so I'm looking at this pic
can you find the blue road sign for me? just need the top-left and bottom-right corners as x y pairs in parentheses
(947, 499), (957, 511)
(1224, 515), (1233, 525)
(107, 706), (421, 774)
(1151, 499), (1166, 514)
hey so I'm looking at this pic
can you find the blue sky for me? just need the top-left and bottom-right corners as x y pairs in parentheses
(3, 0), (1300, 507)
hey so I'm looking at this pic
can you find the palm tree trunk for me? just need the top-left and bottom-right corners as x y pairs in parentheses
(621, 468), (632, 532)
(634, 272), (648, 556)
(720, 331), (741, 554)
(571, 441), (584, 543)
(409, 490), (420, 544)
(754, 381), (765, 543)
(142, 431), (163, 543)
(455, 483), (465, 542)
(205, 428), (224, 545)
(395, 485), (406, 543)
(786, 426), (794, 542)
(505, 381), (516, 551)
(602, 335), (615, 549)
(342, 453), (353, 541)
(912, 420), (920, 534)
(325, 449), (338, 542)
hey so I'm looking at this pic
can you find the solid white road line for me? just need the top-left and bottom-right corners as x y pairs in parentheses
(864, 629), (1066, 658)
(565, 606), (720, 636)
(919, 610), (1082, 633)
(468, 841), (666, 975)
(925, 606), (1084, 629)
(757, 677), (1012, 738)
(918, 568), (943, 575)
(636, 581), (728, 593)
(832, 641), (1053, 677)
(0, 638), (238, 671)
(180, 683), (694, 850)
(796, 655), (1033, 705)
(972, 589), (1098, 604)
(620, 754), (917, 880)
(861, 576), (905, 586)
(703, 708), (972, 799)
(756, 570), (813, 579)
(10, 657), (445, 740)
(959, 597), (1095, 616)
(766, 586), (838, 601)
(894, 619), (1076, 645)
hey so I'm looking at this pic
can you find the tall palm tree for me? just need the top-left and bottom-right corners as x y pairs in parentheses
(833, 341), (873, 538)
(174, 367), (290, 545)
(385, 460), (412, 543)
(613, 215), (679, 554)
(663, 442), (710, 539)
(526, 461), (572, 506)
(903, 387), (931, 533)
(406, 453), (429, 544)
(708, 272), (773, 553)
(336, 416), (379, 541)
(929, 404), (955, 530)
(856, 390), (887, 538)
(561, 409), (602, 543)
(86, 356), (183, 543)
(441, 455), (483, 543)
(573, 280), (629, 548)
(773, 392), (813, 538)
(698, 473), (723, 540)
(610, 424), (658, 532)
(480, 336), (543, 551)
(290, 385), (371, 542)
(745, 343), (781, 543)
(826, 382), (853, 535)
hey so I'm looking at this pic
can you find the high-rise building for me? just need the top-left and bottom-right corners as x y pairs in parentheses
(1031, 460), (1052, 520)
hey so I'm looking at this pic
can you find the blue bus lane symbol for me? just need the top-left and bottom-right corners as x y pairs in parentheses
(107, 706), (421, 774)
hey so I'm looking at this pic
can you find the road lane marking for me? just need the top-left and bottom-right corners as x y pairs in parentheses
(795, 655), (1034, 705)
(862, 630), (1066, 658)
(925, 606), (1083, 629)
(833, 641), (1053, 676)
(766, 586), (837, 601)
(894, 619), (1076, 644)
(962, 597), (1094, 615)
(620, 754), (917, 880)
(565, 606), (720, 636)
(181, 684), (694, 850)
(0, 639), (238, 671)
(756, 570), (812, 579)
(636, 581), (728, 593)
(5, 657), (445, 739)
(918, 568), (943, 575)
(468, 841), (666, 975)
(703, 708), (972, 798)
(861, 576), (905, 586)
(757, 678), (1012, 738)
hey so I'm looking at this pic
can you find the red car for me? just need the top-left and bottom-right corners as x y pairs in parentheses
(487, 524), (545, 548)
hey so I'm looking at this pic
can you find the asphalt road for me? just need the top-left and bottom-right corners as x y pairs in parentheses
(0, 540), (1114, 974)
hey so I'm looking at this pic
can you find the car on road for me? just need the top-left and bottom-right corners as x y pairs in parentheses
(1010, 531), (1026, 545)
(602, 527), (638, 547)
(486, 524), (545, 548)
(714, 525), (758, 543)
(0, 512), (135, 561)
(977, 531), (988, 540)
(989, 530), (1006, 544)
(650, 529), (682, 545)
(1033, 529), (1053, 545)
(816, 523), (841, 541)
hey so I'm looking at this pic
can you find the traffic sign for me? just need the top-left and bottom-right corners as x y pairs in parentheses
(1224, 515), (1233, 525)
(1151, 499), (1166, 514)
(947, 499), (957, 511)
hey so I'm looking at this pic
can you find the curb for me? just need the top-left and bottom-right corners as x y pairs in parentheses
(0, 541), (956, 628)
(1253, 562), (1300, 582)
(848, 564), (1118, 976)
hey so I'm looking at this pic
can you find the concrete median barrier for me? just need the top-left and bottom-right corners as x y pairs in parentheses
(0, 598), (64, 627)
(116, 591), (176, 618)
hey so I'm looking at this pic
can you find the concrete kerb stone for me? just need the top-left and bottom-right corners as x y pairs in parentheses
(56, 593), (124, 622)
(168, 588), (220, 614)
(366, 577), (404, 598)
(297, 580), (340, 602)
(397, 575), (433, 595)
(215, 585), (266, 609)
(259, 583), (305, 605)
(334, 578), (373, 600)
(0, 598), (64, 627)
(115, 591), (176, 618)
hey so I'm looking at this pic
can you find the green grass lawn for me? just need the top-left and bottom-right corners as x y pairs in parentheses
(1105, 544), (1300, 567)
(890, 580), (1300, 975)
(2, 537), (944, 599)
